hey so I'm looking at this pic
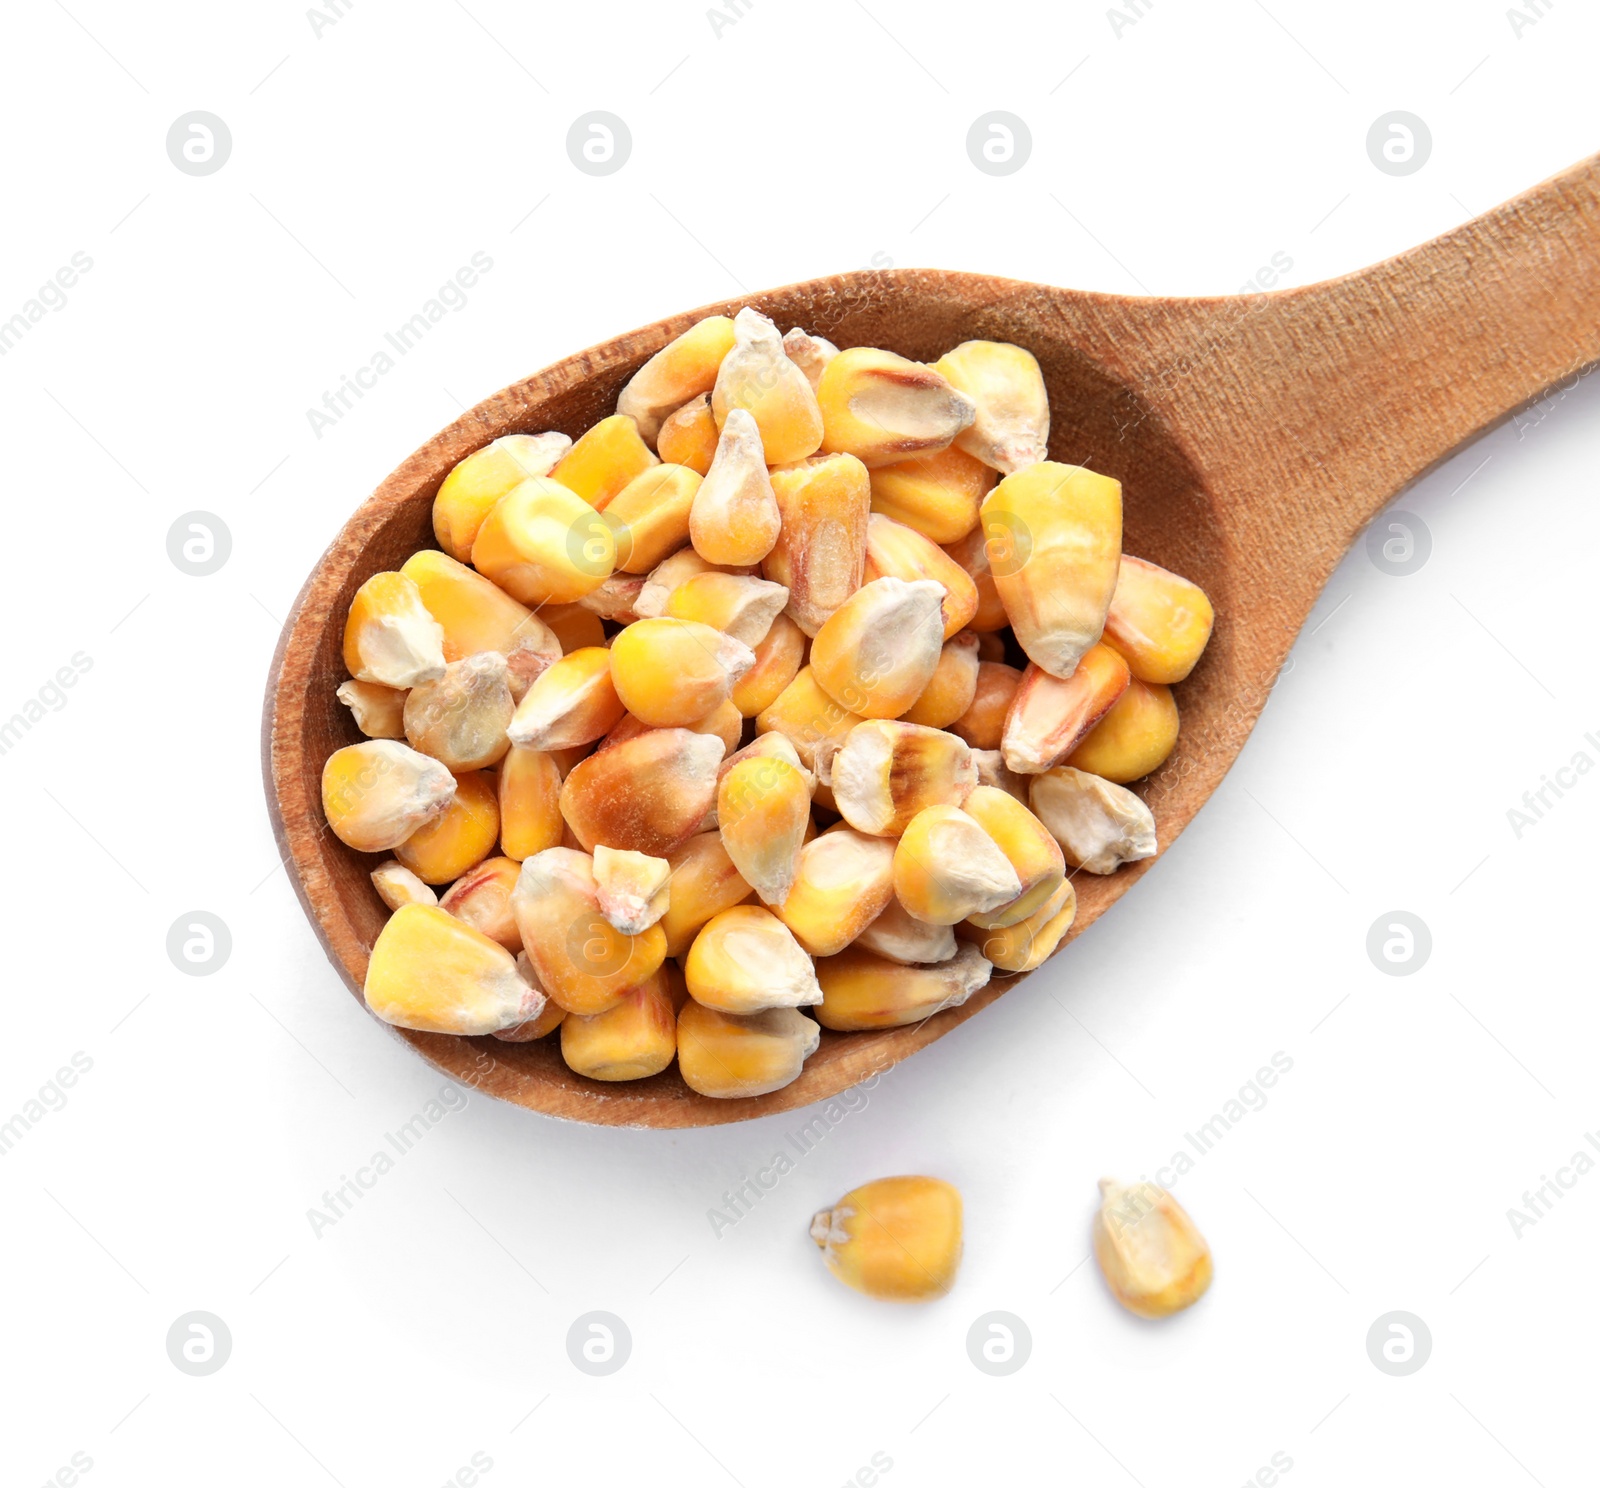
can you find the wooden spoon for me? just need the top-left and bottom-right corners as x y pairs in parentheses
(263, 153), (1600, 1128)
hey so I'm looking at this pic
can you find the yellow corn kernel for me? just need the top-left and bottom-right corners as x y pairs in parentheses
(1030, 765), (1156, 875)
(677, 1000), (819, 1098)
(782, 327), (839, 387)
(1002, 644), (1131, 775)
(540, 603), (607, 654)
(322, 740), (456, 853)
(471, 476), (615, 606)
(960, 786), (1065, 929)
(512, 847), (668, 1015)
(497, 745), (563, 861)
(900, 632), (981, 730)
(343, 571), (446, 688)
(657, 393), (720, 475)
(560, 965), (679, 1080)
(666, 571), (790, 648)
(634, 547), (757, 618)
(439, 854), (522, 950)
(592, 844), (671, 935)
(394, 769), (500, 884)
(550, 744), (594, 779)
(765, 453), (872, 637)
(1066, 678), (1179, 783)
(774, 828), (896, 956)
(817, 347), (976, 467)
(830, 720), (976, 837)
(969, 748), (1029, 803)
(605, 695), (745, 760)
(1103, 555), (1215, 684)
(690, 407), (782, 565)
(711, 307), (825, 464)
(949, 662), (1021, 750)
(507, 646), (625, 751)
(717, 756), (812, 906)
(893, 805), (1021, 924)
(403, 652), (515, 771)
(933, 340), (1051, 474)
(982, 461), (1121, 678)
(814, 942), (991, 1031)
(337, 680), (407, 740)
(363, 903), (540, 1034)
(855, 896), (957, 965)
(719, 730), (816, 790)
(809, 577), (947, 719)
(370, 860), (437, 910)
(810, 1175), (963, 1301)
(561, 727), (725, 857)
(549, 414), (658, 507)
(592, 463), (703, 577)
(1092, 1178), (1213, 1319)
(684, 905), (821, 1014)
(432, 432), (572, 562)
(494, 956), (567, 1040)
(868, 444), (995, 545)
(608, 617), (754, 728)
(731, 612), (806, 718)
(957, 877), (1076, 973)
(617, 315), (738, 444)
(660, 831), (755, 957)
(756, 666), (865, 774)
(942, 525), (1010, 633)
(863, 513), (978, 639)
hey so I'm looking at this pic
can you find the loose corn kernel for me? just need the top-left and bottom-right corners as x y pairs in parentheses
(607, 697), (744, 760)
(764, 453), (871, 636)
(471, 476), (616, 606)
(1030, 765), (1157, 875)
(774, 827), (897, 956)
(608, 617), (754, 728)
(677, 1000), (819, 1098)
(370, 860), (436, 910)
(717, 755), (812, 906)
(974, 632), (1008, 664)
(969, 748), (1029, 803)
(363, 904), (540, 1034)
(660, 831), (755, 957)
(560, 965), (680, 1080)
(657, 393), (719, 475)
(494, 953), (566, 1040)
(941, 525), (1009, 633)
(869, 444), (995, 545)
(540, 603), (608, 653)
(901, 632), (982, 729)
(666, 571), (790, 648)
(507, 646), (625, 751)
(616, 314), (738, 444)
(830, 720), (977, 837)
(497, 745), (564, 860)
(960, 786), (1065, 929)
(338, 679), (407, 739)
(1092, 1178), (1213, 1319)
(322, 740), (455, 852)
(719, 729), (816, 791)
(815, 942), (992, 1031)
(512, 847), (668, 1015)
(933, 340), (1051, 474)
(855, 896), (957, 965)
(691, 408), (782, 565)
(949, 661), (1022, 750)
(809, 577), (947, 719)
(549, 413), (659, 507)
(862, 513), (979, 639)
(439, 854), (522, 950)
(432, 432), (572, 562)
(811, 1175), (963, 1301)
(550, 744), (594, 780)
(596, 463), (703, 576)
(782, 326), (839, 388)
(711, 307), (824, 464)
(578, 571), (645, 624)
(982, 461), (1121, 679)
(817, 347), (975, 467)
(1103, 555), (1215, 684)
(403, 652), (515, 771)
(756, 665), (865, 774)
(731, 612), (806, 718)
(893, 805), (1021, 925)
(634, 547), (758, 618)
(592, 844), (671, 935)
(394, 769), (500, 884)
(957, 877), (1076, 973)
(684, 905), (821, 1014)
(1001, 644), (1131, 775)
(343, 571), (447, 688)
(1066, 678), (1179, 783)
(560, 727), (724, 856)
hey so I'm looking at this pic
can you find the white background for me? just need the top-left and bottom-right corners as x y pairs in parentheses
(2, 1), (1597, 1484)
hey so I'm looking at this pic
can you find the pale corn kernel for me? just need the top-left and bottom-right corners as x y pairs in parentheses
(711, 307), (824, 464)
(666, 571), (790, 648)
(471, 476), (615, 606)
(782, 327), (839, 388)
(960, 786), (1066, 930)
(599, 463), (703, 575)
(634, 547), (758, 619)
(855, 896), (957, 965)
(578, 571), (645, 623)
(755, 666), (865, 774)
(540, 603), (608, 653)
(657, 394), (719, 475)
(561, 727), (724, 857)
(933, 340), (1051, 474)
(432, 432), (572, 562)
(322, 740), (455, 853)
(957, 877), (1076, 973)
(949, 662), (1022, 750)
(774, 828), (897, 956)
(403, 652), (515, 771)
(901, 632), (982, 730)
(893, 805), (1021, 925)
(731, 612), (806, 718)
(815, 941), (991, 1031)
(982, 461), (1121, 679)
(343, 571), (446, 688)
(718, 731), (816, 794)
(660, 831), (754, 958)
(1066, 678), (1179, 783)
(370, 860), (436, 910)
(974, 633), (1007, 664)
(439, 854), (522, 950)
(863, 513), (978, 639)
(765, 452), (871, 637)
(494, 956), (566, 1041)
(717, 756), (812, 906)
(817, 347), (975, 467)
(809, 577), (947, 719)
(608, 617), (754, 728)
(830, 720), (977, 837)
(394, 769), (500, 884)
(400, 549), (562, 690)
(810, 1175), (963, 1301)
(363, 904), (540, 1034)
(868, 444), (995, 545)
(685, 906), (821, 1015)
(512, 847), (668, 1015)
(560, 965), (679, 1080)
(549, 414), (658, 507)
(969, 748), (1029, 802)
(1001, 644), (1131, 775)
(497, 745), (564, 860)
(691, 408), (782, 565)
(1092, 1178), (1213, 1319)
(592, 844), (672, 935)
(677, 1000), (819, 1099)
(616, 315), (738, 444)
(1030, 766), (1157, 875)
(508, 646), (624, 751)
(941, 525), (1009, 633)
(1103, 555), (1215, 684)
(338, 679), (407, 739)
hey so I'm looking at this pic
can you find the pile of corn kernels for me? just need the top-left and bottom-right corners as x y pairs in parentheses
(321, 307), (1214, 1098)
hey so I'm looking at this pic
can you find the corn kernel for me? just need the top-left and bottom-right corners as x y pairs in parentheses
(809, 577), (946, 719)
(691, 408), (782, 565)
(957, 877), (1076, 973)
(941, 525), (1009, 633)
(782, 327), (839, 388)
(559, 965), (679, 1080)
(660, 831), (755, 957)
(507, 646), (625, 751)
(540, 603), (608, 654)
(657, 393), (719, 475)
(1030, 765), (1157, 874)
(592, 844), (671, 935)
(394, 769), (500, 884)
(363, 903), (540, 1034)
(756, 666), (864, 774)
(594, 463), (703, 576)
(608, 617), (754, 728)
(711, 307), (824, 464)
(830, 720), (976, 837)
(974, 632), (1007, 664)
(322, 740), (455, 853)
(403, 651), (515, 771)
(765, 453), (871, 636)
(900, 632), (981, 730)
(338, 679), (407, 739)
(1066, 679), (1179, 783)
(1103, 556), (1215, 684)
(343, 571), (446, 688)
(497, 745), (563, 860)
(1092, 1178), (1213, 1319)
(810, 1175), (963, 1300)
(370, 860), (436, 910)
(774, 827), (896, 956)
(439, 854), (522, 950)
(577, 571), (645, 624)
(869, 444), (995, 545)
(1001, 644), (1130, 775)
(969, 748), (1029, 803)
(494, 955), (566, 1041)
(949, 661), (1021, 750)
(731, 612), (806, 718)
(933, 340), (1050, 474)
(815, 942), (991, 1031)
(666, 571), (790, 648)
(893, 805), (1021, 924)
(960, 786), (1065, 929)
(684, 905), (821, 1014)
(677, 1000), (819, 1098)
(550, 414), (658, 507)
(717, 755), (812, 906)
(817, 347), (975, 467)
(561, 727), (724, 856)
(863, 513), (978, 640)
(634, 547), (757, 618)
(471, 476), (615, 606)
(855, 897), (957, 965)
(617, 315), (738, 444)
(719, 730), (816, 791)
(432, 432), (572, 562)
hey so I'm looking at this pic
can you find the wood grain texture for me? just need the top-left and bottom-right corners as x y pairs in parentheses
(263, 153), (1600, 1128)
